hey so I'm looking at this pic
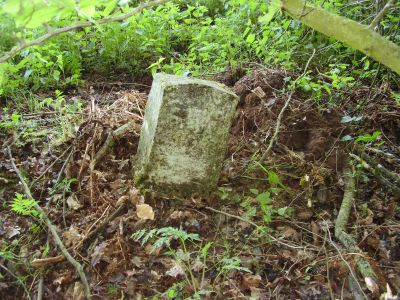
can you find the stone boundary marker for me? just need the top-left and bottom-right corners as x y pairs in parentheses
(135, 73), (239, 197)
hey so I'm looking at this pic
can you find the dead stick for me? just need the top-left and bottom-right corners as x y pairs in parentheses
(369, 0), (395, 29)
(260, 49), (316, 162)
(350, 153), (400, 194)
(31, 255), (65, 268)
(7, 147), (91, 299)
(90, 121), (139, 169)
(334, 165), (378, 290)
(81, 203), (127, 247)
(37, 276), (44, 300)
(355, 148), (400, 187)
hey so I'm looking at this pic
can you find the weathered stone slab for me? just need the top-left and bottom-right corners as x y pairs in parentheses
(135, 73), (239, 197)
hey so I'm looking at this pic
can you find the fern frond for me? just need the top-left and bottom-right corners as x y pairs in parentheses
(10, 193), (39, 218)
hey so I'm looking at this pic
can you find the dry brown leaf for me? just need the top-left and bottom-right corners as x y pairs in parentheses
(310, 221), (320, 246)
(166, 263), (185, 278)
(63, 226), (82, 247)
(110, 178), (125, 190)
(282, 226), (298, 241)
(66, 195), (82, 210)
(297, 209), (313, 221)
(116, 195), (129, 206)
(136, 204), (154, 220)
(191, 259), (205, 272)
(4, 225), (20, 239)
(130, 188), (143, 206)
(242, 274), (262, 289)
(91, 241), (108, 267)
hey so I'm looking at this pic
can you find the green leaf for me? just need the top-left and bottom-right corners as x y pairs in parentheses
(355, 131), (381, 143)
(256, 191), (270, 204)
(101, 0), (118, 16)
(250, 188), (259, 195)
(246, 33), (255, 44)
(268, 171), (281, 186)
(341, 135), (353, 141)
(10, 193), (39, 218)
(11, 113), (21, 123)
(201, 242), (213, 258)
(258, 0), (281, 25)
(79, 5), (96, 18)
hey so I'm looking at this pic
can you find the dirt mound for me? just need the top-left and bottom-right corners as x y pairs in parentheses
(229, 69), (347, 171)
(233, 69), (288, 100)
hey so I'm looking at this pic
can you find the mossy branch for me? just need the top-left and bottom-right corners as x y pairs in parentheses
(335, 166), (377, 282)
(281, 0), (400, 74)
(7, 147), (91, 299)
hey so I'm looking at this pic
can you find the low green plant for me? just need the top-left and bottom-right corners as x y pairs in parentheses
(132, 227), (252, 298)
(10, 193), (40, 218)
(392, 92), (400, 106)
(0, 112), (22, 130)
(355, 131), (383, 146)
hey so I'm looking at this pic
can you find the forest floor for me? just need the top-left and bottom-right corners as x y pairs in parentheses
(0, 68), (399, 299)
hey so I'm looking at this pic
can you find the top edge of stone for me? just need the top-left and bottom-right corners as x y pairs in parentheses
(153, 73), (238, 97)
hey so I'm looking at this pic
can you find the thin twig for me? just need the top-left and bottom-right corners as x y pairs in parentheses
(7, 147), (91, 299)
(29, 146), (72, 188)
(37, 276), (44, 300)
(90, 120), (139, 169)
(0, 262), (32, 300)
(260, 49), (316, 163)
(55, 147), (74, 186)
(0, 0), (170, 63)
(80, 203), (127, 249)
(369, 0), (395, 29)
(326, 226), (369, 300)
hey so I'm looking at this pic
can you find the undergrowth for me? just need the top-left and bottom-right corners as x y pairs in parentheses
(0, 0), (398, 103)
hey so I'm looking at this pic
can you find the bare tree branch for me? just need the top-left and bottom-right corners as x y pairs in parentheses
(369, 0), (395, 30)
(7, 147), (91, 299)
(0, 0), (170, 64)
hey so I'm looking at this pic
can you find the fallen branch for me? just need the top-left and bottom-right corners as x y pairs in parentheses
(37, 276), (44, 300)
(0, 0), (170, 64)
(334, 166), (378, 290)
(281, 0), (400, 74)
(260, 49), (315, 163)
(31, 255), (65, 268)
(7, 147), (91, 299)
(365, 146), (400, 164)
(325, 226), (368, 299)
(90, 121), (139, 169)
(350, 153), (400, 194)
(80, 203), (128, 249)
(369, 0), (395, 30)
(0, 262), (32, 300)
(354, 147), (400, 187)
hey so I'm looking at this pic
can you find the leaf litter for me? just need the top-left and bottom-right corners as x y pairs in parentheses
(0, 71), (399, 299)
